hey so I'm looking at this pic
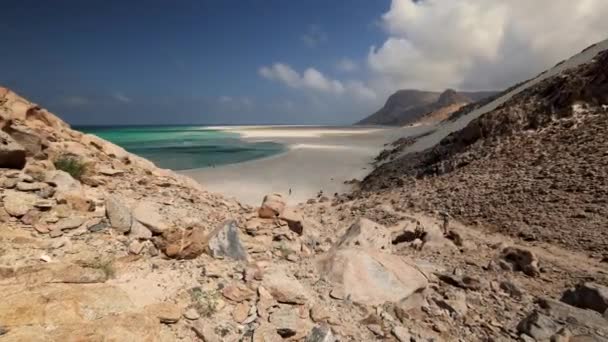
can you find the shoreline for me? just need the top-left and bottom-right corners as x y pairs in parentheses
(179, 125), (435, 205)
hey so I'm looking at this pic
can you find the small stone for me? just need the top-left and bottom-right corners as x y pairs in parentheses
(306, 325), (336, 342)
(87, 220), (109, 232)
(232, 302), (250, 323)
(329, 287), (345, 300)
(222, 283), (255, 302)
(130, 220), (153, 240)
(3, 190), (38, 217)
(55, 216), (85, 230)
(39, 254), (51, 262)
(262, 267), (310, 304)
(310, 305), (331, 323)
(258, 193), (286, 218)
(16, 181), (46, 191)
(129, 240), (144, 255)
(49, 229), (63, 238)
(183, 308), (200, 320)
(192, 321), (220, 342)
(392, 326), (412, 342)
(147, 303), (181, 324)
(367, 324), (384, 337)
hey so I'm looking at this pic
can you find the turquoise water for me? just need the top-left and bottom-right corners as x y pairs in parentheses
(77, 126), (285, 170)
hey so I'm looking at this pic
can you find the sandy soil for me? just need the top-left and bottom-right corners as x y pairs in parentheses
(180, 125), (433, 205)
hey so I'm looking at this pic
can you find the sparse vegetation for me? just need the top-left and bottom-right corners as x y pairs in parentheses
(189, 287), (219, 317)
(54, 155), (87, 180)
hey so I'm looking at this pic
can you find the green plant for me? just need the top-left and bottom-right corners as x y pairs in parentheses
(189, 287), (219, 317)
(54, 155), (87, 180)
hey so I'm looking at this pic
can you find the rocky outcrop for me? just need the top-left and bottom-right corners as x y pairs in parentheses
(0, 131), (26, 169)
(356, 89), (495, 126)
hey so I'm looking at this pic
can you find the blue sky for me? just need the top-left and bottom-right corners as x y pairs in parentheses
(2, 0), (607, 125)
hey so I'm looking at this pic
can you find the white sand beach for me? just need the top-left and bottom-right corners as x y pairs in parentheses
(180, 125), (433, 205)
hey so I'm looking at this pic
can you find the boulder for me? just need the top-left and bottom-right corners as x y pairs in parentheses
(500, 246), (540, 277)
(262, 267), (310, 304)
(0, 130), (26, 169)
(517, 311), (562, 340)
(207, 220), (248, 261)
(561, 282), (608, 315)
(132, 201), (168, 234)
(259, 193), (286, 218)
(279, 208), (306, 235)
(3, 124), (45, 156)
(44, 170), (82, 193)
(3, 190), (38, 217)
(156, 226), (206, 259)
(317, 248), (428, 305)
(336, 218), (391, 252)
(105, 195), (132, 233)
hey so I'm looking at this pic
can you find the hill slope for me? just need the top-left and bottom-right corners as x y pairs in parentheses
(361, 40), (608, 256)
(356, 89), (495, 126)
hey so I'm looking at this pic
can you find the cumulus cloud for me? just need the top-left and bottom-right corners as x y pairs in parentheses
(369, 0), (608, 90)
(336, 58), (358, 72)
(301, 24), (328, 47)
(259, 63), (376, 100)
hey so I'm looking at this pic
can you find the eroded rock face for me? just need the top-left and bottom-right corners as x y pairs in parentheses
(207, 220), (248, 261)
(0, 131), (26, 169)
(259, 193), (286, 218)
(317, 248), (428, 305)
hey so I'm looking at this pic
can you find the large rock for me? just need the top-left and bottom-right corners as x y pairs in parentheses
(336, 218), (391, 252)
(262, 267), (310, 304)
(207, 220), (248, 261)
(44, 170), (82, 193)
(2, 190), (38, 217)
(0, 130), (26, 169)
(3, 124), (45, 156)
(105, 195), (132, 233)
(132, 201), (168, 234)
(156, 226), (206, 259)
(500, 246), (540, 277)
(317, 248), (428, 305)
(306, 325), (336, 342)
(279, 208), (306, 235)
(517, 311), (562, 340)
(561, 282), (608, 315)
(258, 193), (286, 218)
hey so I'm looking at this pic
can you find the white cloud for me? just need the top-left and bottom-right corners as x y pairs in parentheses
(369, 0), (608, 90)
(259, 63), (376, 100)
(301, 25), (328, 48)
(336, 58), (358, 72)
(112, 92), (132, 103)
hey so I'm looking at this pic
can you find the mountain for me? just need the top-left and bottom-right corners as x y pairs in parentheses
(361, 39), (608, 256)
(356, 89), (496, 126)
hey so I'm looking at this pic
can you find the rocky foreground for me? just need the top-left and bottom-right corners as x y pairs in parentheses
(1, 46), (608, 342)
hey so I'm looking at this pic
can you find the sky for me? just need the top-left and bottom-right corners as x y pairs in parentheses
(2, 0), (608, 126)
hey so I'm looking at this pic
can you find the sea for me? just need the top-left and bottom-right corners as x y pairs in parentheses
(77, 125), (285, 170)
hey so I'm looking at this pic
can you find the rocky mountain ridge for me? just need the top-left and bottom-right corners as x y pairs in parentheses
(356, 89), (496, 126)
